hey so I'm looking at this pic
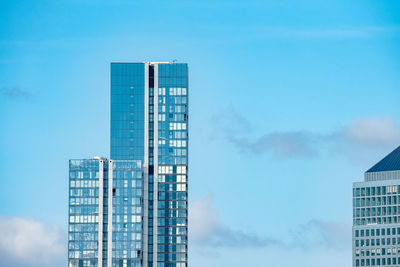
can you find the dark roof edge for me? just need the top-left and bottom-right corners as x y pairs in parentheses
(366, 146), (400, 173)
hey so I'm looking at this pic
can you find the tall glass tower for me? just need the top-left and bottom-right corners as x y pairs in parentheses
(111, 62), (188, 267)
(353, 146), (400, 267)
(68, 62), (188, 267)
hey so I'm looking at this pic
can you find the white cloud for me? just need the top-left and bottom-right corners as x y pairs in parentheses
(189, 195), (350, 250)
(290, 219), (351, 250)
(0, 216), (66, 267)
(209, 105), (253, 135)
(326, 117), (400, 163)
(228, 131), (317, 158)
(189, 195), (220, 242)
(339, 116), (400, 146)
(189, 195), (281, 248)
(213, 109), (400, 161)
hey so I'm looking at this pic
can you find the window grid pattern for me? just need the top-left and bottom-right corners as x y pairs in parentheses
(353, 186), (400, 226)
(148, 84), (154, 266)
(157, 63), (188, 267)
(68, 160), (100, 267)
(354, 226), (400, 266)
(353, 184), (400, 266)
(112, 160), (143, 267)
(110, 62), (188, 267)
(68, 159), (143, 267)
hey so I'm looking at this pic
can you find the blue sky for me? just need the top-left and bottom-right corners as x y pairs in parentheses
(1, 0), (400, 266)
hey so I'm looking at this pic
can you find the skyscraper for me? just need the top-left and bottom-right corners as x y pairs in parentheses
(111, 62), (188, 267)
(68, 62), (188, 267)
(353, 146), (400, 267)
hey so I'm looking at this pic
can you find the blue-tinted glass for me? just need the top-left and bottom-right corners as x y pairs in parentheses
(68, 159), (142, 267)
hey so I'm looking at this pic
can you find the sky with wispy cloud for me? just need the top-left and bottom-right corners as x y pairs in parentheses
(1, 0), (400, 266)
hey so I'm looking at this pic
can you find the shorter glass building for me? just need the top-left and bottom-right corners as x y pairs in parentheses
(353, 146), (400, 266)
(68, 158), (143, 267)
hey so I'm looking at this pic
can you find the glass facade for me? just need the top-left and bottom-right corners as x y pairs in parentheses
(353, 185), (400, 226)
(111, 63), (145, 161)
(353, 147), (400, 267)
(156, 64), (188, 267)
(69, 159), (101, 267)
(111, 62), (188, 267)
(112, 160), (143, 267)
(69, 62), (188, 267)
(353, 225), (400, 266)
(68, 159), (143, 267)
(353, 182), (400, 267)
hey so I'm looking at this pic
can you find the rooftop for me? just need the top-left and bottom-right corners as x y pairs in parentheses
(366, 146), (400, 173)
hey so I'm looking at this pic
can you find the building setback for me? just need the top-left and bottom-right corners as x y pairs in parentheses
(68, 62), (188, 267)
(353, 146), (400, 266)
